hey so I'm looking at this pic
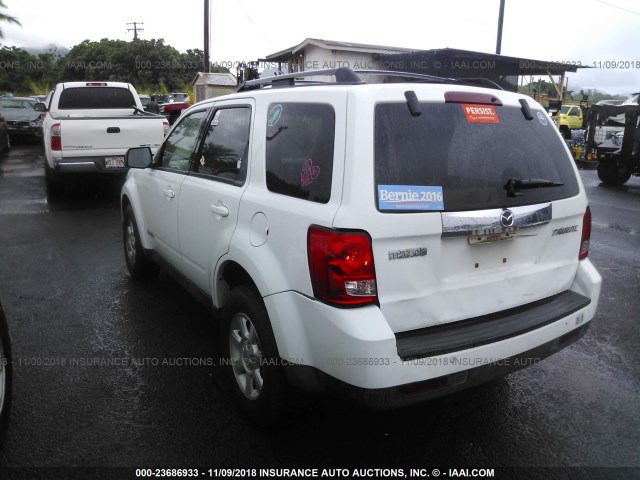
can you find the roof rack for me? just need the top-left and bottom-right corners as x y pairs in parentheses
(235, 67), (503, 92)
(354, 70), (504, 90)
(236, 67), (364, 92)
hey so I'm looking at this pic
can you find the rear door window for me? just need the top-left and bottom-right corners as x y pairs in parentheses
(375, 102), (579, 212)
(265, 103), (335, 204)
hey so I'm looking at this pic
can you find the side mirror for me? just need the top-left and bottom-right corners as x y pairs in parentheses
(126, 147), (153, 169)
(34, 102), (47, 112)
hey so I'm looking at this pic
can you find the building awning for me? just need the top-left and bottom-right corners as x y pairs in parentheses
(375, 48), (586, 77)
(192, 72), (237, 87)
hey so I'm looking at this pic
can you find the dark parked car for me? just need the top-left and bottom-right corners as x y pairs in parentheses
(0, 97), (43, 139)
(0, 300), (12, 444)
(0, 112), (10, 153)
(139, 94), (160, 114)
(139, 94), (151, 109)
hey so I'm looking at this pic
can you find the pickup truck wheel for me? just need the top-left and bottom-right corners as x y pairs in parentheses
(597, 160), (631, 186)
(123, 206), (160, 282)
(0, 303), (13, 445)
(221, 286), (286, 426)
(44, 163), (64, 200)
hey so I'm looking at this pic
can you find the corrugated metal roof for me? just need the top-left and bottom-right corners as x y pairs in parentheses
(265, 38), (416, 61)
(192, 72), (237, 86)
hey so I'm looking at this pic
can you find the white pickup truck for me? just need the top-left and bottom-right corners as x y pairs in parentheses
(36, 81), (169, 198)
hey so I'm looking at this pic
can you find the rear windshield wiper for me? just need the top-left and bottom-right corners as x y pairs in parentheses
(504, 178), (564, 197)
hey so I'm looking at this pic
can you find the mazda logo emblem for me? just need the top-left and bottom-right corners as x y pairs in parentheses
(500, 209), (514, 227)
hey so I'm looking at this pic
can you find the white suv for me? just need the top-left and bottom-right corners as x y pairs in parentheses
(121, 69), (601, 425)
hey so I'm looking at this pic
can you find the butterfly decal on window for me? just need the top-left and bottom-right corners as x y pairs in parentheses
(301, 158), (320, 187)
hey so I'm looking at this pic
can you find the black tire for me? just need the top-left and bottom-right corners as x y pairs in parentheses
(123, 206), (160, 282)
(2, 134), (10, 153)
(44, 162), (65, 201)
(221, 285), (286, 427)
(560, 126), (570, 140)
(597, 160), (631, 186)
(0, 301), (13, 445)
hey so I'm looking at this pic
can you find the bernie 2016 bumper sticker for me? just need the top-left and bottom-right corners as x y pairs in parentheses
(378, 185), (444, 211)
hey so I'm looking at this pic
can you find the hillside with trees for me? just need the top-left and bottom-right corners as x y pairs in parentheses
(518, 78), (626, 105)
(0, 38), (228, 95)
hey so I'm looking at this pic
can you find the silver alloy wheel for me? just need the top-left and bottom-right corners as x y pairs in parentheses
(125, 219), (137, 266)
(228, 312), (263, 400)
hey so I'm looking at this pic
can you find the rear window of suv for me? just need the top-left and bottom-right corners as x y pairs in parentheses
(375, 102), (580, 212)
(58, 87), (136, 109)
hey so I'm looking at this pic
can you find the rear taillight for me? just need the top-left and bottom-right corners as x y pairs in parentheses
(308, 226), (377, 307)
(162, 120), (170, 136)
(579, 206), (591, 260)
(51, 123), (61, 151)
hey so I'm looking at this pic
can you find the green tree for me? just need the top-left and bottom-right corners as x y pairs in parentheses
(519, 79), (557, 98)
(0, 0), (20, 38)
(60, 38), (213, 92)
(0, 46), (39, 94)
(0, 36), (226, 95)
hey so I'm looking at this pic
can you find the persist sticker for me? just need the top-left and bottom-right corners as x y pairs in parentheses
(378, 185), (444, 211)
(462, 104), (500, 124)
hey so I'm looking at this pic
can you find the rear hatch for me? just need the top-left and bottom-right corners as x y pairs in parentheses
(337, 87), (584, 333)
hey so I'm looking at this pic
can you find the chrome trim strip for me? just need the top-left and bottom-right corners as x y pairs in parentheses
(441, 203), (552, 238)
(56, 162), (96, 167)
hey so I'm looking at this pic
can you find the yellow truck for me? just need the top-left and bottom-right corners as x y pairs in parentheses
(554, 105), (585, 139)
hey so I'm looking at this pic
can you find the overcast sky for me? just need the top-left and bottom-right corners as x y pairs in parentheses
(2, 0), (640, 94)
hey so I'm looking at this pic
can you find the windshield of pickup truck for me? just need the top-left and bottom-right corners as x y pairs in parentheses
(58, 87), (136, 109)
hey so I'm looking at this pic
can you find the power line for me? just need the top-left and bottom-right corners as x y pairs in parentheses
(595, 0), (640, 16)
(237, 0), (275, 48)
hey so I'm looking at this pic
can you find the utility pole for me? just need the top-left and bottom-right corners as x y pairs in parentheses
(204, 0), (210, 72)
(126, 22), (144, 40)
(495, 0), (505, 54)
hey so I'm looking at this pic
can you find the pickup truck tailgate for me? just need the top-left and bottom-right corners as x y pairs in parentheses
(59, 116), (164, 157)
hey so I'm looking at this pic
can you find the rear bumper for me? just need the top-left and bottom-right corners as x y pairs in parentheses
(395, 290), (590, 360)
(264, 260), (601, 407)
(52, 157), (128, 175)
(284, 322), (590, 410)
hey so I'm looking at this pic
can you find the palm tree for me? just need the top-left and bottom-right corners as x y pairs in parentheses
(0, 1), (21, 39)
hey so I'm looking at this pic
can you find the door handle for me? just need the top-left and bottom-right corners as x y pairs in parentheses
(163, 188), (175, 199)
(210, 204), (229, 217)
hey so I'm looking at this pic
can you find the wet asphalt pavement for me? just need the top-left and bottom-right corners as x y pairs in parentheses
(0, 141), (638, 479)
